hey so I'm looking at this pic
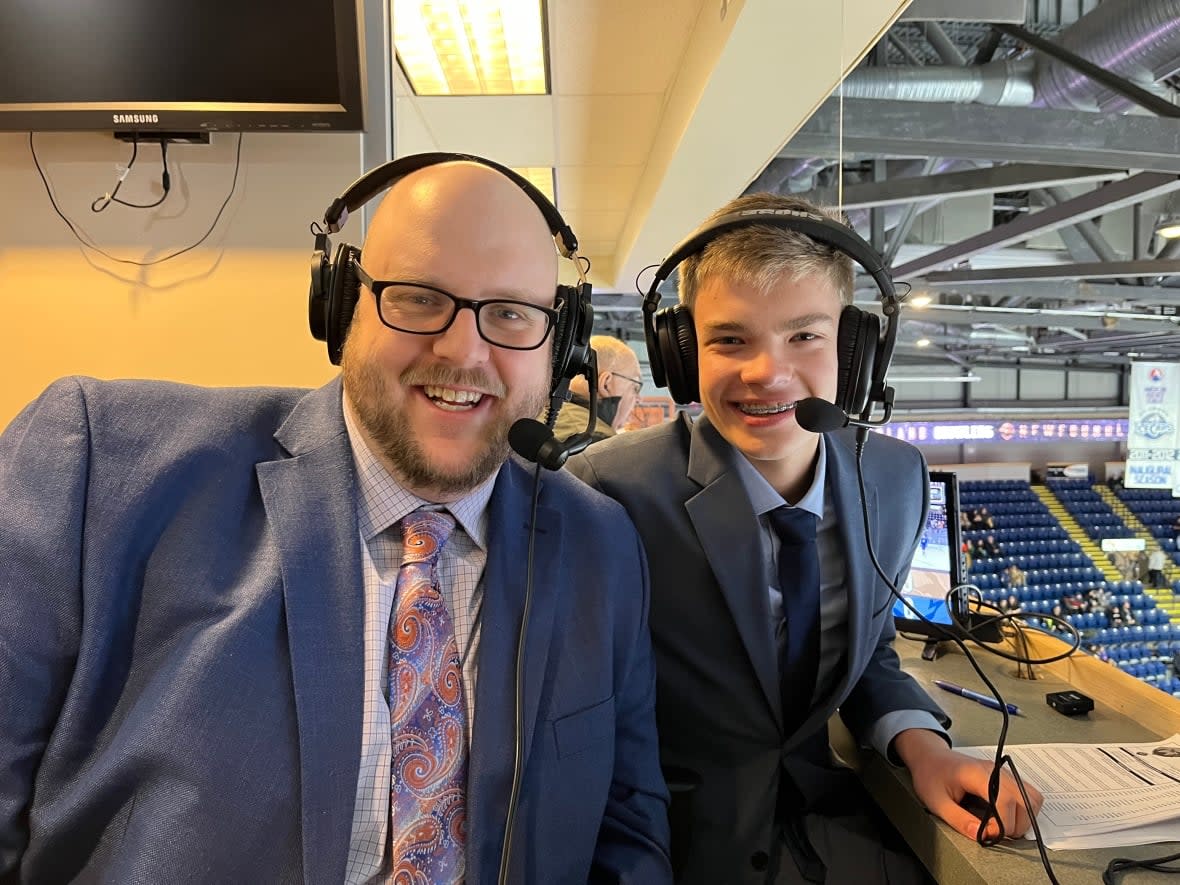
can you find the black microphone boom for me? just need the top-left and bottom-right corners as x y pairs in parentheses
(509, 419), (572, 470)
(796, 394), (895, 435)
(508, 351), (601, 471)
(795, 398), (851, 433)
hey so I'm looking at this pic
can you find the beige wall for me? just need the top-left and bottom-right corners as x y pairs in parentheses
(0, 131), (367, 429)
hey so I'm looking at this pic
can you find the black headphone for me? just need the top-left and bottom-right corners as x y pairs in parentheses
(308, 151), (594, 402)
(641, 207), (900, 422)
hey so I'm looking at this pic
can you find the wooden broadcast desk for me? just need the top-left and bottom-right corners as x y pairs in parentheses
(838, 630), (1180, 885)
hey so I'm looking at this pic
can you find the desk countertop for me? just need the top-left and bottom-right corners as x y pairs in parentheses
(854, 634), (1180, 885)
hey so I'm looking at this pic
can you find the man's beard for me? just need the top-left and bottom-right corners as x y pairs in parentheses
(341, 344), (550, 497)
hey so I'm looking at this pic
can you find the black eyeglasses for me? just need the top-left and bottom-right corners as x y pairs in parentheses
(353, 260), (561, 351)
(610, 372), (643, 394)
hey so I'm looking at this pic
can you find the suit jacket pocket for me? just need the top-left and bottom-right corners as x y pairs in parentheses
(552, 695), (615, 758)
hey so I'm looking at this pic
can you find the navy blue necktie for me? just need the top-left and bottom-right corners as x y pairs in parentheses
(768, 506), (821, 732)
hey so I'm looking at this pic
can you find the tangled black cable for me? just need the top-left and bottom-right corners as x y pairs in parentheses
(29, 131), (244, 267)
(90, 134), (170, 212)
(1104, 849), (1180, 883)
(956, 594), (1082, 666)
(950, 593), (1180, 885)
(856, 459), (1066, 884)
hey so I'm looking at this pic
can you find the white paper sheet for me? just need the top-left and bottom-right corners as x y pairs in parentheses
(958, 734), (1180, 850)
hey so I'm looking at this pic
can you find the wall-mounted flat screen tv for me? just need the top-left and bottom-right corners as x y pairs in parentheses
(0, 0), (365, 133)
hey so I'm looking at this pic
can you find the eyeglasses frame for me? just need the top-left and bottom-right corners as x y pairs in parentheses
(352, 259), (563, 352)
(608, 371), (643, 394)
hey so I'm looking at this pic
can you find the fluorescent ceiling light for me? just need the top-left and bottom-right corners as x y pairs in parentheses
(890, 374), (982, 383)
(909, 294), (932, 308)
(512, 167), (554, 204)
(394, 1), (549, 96)
(919, 303), (1175, 323)
(1156, 218), (1180, 240)
(967, 327), (1031, 341)
(915, 337), (931, 347)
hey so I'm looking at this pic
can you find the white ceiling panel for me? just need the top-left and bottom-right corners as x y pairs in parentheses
(405, 96), (556, 165)
(549, 0), (705, 95)
(556, 164), (645, 212)
(553, 94), (665, 166)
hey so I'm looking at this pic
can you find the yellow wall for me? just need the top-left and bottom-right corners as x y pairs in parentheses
(0, 131), (366, 429)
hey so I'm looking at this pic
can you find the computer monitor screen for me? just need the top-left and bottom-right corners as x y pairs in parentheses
(0, 0), (364, 133)
(892, 470), (964, 636)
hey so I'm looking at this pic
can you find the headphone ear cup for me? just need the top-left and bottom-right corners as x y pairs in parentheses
(654, 304), (699, 405)
(326, 243), (362, 366)
(836, 305), (879, 416)
(308, 235), (332, 343)
(549, 288), (573, 386)
(550, 284), (593, 394)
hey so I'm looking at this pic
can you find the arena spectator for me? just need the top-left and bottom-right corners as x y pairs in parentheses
(977, 534), (1002, 558)
(1085, 586), (1109, 613)
(999, 595), (1023, 615)
(1148, 548), (1167, 589)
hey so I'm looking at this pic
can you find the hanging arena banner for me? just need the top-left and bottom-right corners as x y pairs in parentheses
(1125, 362), (1179, 491)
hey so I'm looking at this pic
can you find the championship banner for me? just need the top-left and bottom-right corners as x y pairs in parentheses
(1125, 361), (1179, 490)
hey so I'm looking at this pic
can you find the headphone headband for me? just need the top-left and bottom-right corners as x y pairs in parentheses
(308, 151), (594, 388)
(321, 151), (579, 259)
(645, 207), (895, 307)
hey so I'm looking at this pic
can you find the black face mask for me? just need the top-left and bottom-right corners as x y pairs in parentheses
(596, 396), (621, 427)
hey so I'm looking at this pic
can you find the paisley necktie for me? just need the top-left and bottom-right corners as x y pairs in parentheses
(388, 508), (467, 883)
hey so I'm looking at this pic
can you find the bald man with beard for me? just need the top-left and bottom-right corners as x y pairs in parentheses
(0, 158), (671, 884)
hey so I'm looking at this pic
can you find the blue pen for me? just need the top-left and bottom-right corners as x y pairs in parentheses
(933, 680), (1021, 715)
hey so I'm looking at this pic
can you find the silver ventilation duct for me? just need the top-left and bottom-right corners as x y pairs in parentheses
(841, 59), (1034, 105)
(842, 0), (1180, 111)
(1034, 0), (1180, 112)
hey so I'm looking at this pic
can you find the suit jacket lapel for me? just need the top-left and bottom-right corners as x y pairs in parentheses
(797, 432), (881, 738)
(466, 461), (561, 884)
(685, 416), (782, 729)
(256, 378), (364, 885)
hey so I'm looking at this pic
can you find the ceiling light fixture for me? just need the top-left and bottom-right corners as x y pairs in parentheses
(915, 337), (931, 347)
(1156, 217), (1180, 240)
(889, 374), (982, 383)
(916, 303), (1178, 324)
(967, 327), (1031, 341)
(394, 1), (549, 96)
(909, 294), (932, 309)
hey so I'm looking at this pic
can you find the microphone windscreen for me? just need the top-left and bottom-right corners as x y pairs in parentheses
(795, 398), (848, 433)
(509, 418), (556, 464)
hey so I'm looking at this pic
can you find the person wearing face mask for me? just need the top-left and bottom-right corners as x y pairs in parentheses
(551, 333), (645, 443)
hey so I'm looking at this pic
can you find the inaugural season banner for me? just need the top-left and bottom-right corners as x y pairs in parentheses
(1125, 361), (1179, 491)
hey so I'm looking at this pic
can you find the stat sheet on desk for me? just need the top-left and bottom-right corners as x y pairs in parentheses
(958, 734), (1180, 849)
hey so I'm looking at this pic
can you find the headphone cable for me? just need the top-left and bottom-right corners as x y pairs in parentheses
(852, 435), (1061, 884)
(1103, 849), (1180, 883)
(496, 460), (543, 885)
